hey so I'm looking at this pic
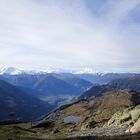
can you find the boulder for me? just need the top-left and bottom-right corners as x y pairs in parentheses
(52, 128), (59, 134)
(129, 118), (140, 133)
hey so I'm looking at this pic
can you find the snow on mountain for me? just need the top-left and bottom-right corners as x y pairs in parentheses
(26, 68), (74, 74)
(0, 67), (64, 75)
(74, 68), (96, 74)
(0, 67), (23, 75)
(0, 67), (105, 75)
(25, 68), (62, 74)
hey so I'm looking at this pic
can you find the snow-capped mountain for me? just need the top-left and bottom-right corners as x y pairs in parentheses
(0, 67), (109, 75)
(0, 67), (71, 75)
(0, 67), (23, 75)
(0, 67), (59, 75)
(25, 68), (67, 74)
(74, 68), (96, 74)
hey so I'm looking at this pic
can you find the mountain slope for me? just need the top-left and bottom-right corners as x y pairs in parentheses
(33, 75), (82, 96)
(110, 75), (140, 92)
(34, 89), (140, 135)
(0, 80), (52, 121)
(0, 74), (41, 88)
(78, 85), (115, 100)
(79, 75), (140, 100)
(48, 73), (92, 92)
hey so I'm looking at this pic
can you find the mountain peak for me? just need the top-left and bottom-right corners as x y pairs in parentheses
(0, 67), (23, 75)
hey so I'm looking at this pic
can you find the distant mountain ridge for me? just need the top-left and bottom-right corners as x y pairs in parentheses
(0, 67), (139, 110)
(0, 67), (54, 75)
(110, 75), (140, 92)
(77, 73), (140, 84)
(79, 75), (140, 100)
(1, 67), (139, 84)
(0, 73), (92, 96)
(0, 67), (23, 75)
(0, 67), (96, 75)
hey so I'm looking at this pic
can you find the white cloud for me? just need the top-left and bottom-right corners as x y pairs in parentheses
(0, 0), (140, 72)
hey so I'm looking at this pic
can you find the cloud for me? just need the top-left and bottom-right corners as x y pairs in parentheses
(0, 0), (140, 72)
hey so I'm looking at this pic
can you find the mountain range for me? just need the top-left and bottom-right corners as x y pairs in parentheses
(79, 74), (140, 100)
(0, 68), (140, 139)
(33, 75), (140, 138)
(0, 72), (93, 106)
(0, 67), (140, 121)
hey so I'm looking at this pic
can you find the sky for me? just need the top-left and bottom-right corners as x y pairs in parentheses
(0, 0), (140, 72)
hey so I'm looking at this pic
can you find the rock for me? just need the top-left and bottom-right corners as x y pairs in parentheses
(130, 106), (140, 122)
(106, 105), (140, 128)
(80, 125), (86, 131)
(86, 121), (97, 129)
(106, 105), (140, 135)
(68, 128), (75, 132)
(129, 118), (140, 133)
(32, 120), (54, 128)
(125, 128), (130, 133)
(107, 108), (131, 126)
(52, 128), (59, 134)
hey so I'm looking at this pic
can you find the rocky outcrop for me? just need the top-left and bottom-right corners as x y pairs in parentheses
(107, 105), (140, 127)
(128, 118), (140, 133)
(106, 105), (140, 134)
